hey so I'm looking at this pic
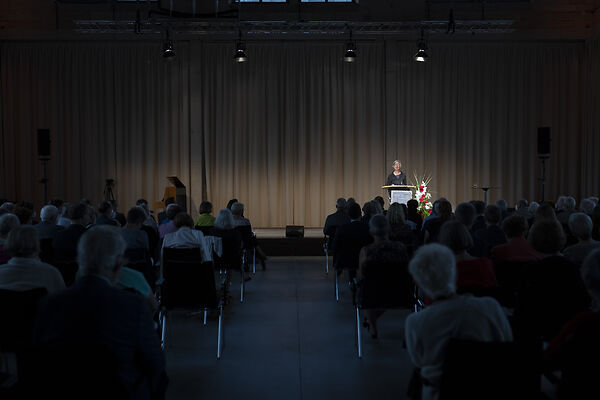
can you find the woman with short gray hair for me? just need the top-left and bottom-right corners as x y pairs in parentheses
(563, 213), (600, 266)
(405, 244), (513, 400)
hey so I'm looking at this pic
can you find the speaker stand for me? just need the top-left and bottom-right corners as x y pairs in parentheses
(539, 157), (548, 203)
(39, 158), (49, 205)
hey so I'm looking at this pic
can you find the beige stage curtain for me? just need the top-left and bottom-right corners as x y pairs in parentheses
(190, 42), (387, 227)
(1, 39), (599, 227)
(0, 42), (190, 212)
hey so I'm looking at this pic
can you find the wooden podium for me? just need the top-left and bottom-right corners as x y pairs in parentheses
(381, 185), (414, 205)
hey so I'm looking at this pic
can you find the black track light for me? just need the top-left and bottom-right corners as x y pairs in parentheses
(234, 30), (247, 63)
(344, 27), (356, 63)
(414, 29), (429, 63)
(163, 30), (175, 59)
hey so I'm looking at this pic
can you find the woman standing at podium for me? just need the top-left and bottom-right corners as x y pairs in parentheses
(386, 160), (407, 186)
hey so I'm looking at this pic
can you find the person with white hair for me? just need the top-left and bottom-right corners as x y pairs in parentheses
(405, 244), (512, 400)
(556, 196), (577, 226)
(34, 205), (65, 240)
(545, 249), (600, 399)
(494, 199), (511, 220)
(514, 198), (532, 219)
(580, 197), (597, 216)
(158, 203), (182, 239)
(563, 213), (600, 266)
(0, 213), (20, 264)
(33, 226), (166, 398)
(230, 202), (251, 227)
(0, 225), (65, 293)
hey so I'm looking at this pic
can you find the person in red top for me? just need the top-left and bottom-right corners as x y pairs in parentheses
(491, 215), (542, 263)
(545, 248), (600, 399)
(439, 221), (496, 289)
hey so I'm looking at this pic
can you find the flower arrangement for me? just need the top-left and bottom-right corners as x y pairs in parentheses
(412, 172), (433, 219)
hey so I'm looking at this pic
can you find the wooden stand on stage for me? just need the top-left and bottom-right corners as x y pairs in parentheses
(154, 176), (187, 215)
(381, 185), (415, 205)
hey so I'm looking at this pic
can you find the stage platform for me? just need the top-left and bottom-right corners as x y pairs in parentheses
(254, 228), (325, 256)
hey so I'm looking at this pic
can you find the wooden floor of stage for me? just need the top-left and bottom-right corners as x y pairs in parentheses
(254, 228), (324, 239)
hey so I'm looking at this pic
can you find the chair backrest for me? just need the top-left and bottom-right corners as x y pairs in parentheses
(356, 260), (413, 309)
(162, 247), (217, 309)
(213, 230), (242, 270)
(235, 225), (253, 248)
(0, 287), (48, 352)
(39, 238), (54, 264)
(493, 260), (532, 291)
(124, 247), (155, 289)
(439, 339), (540, 399)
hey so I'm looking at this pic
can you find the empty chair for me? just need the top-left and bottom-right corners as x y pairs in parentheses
(124, 247), (155, 290)
(235, 225), (256, 274)
(160, 247), (224, 358)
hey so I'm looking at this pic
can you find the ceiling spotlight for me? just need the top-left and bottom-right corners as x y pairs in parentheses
(343, 27), (356, 63)
(414, 29), (429, 63)
(163, 30), (175, 59)
(234, 30), (247, 63)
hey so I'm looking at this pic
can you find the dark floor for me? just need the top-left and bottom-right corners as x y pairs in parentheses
(164, 257), (414, 400)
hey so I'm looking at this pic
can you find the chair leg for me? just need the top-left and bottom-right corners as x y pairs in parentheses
(325, 246), (329, 276)
(335, 272), (339, 302)
(240, 269), (244, 303)
(356, 306), (362, 358)
(217, 304), (223, 359)
(252, 247), (256, 275)
(203, 309), (208, 326)
(160, 311), (167, 351)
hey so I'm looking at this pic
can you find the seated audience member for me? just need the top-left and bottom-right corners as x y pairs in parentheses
(120, 207), (150, 251)
(109, 200), (127, 227)
(473, 205), (507, 257)
(95, 201), (119, 227)
(34, 205), (65, 240)
(361, 201), (381, 225)
(422, 200), (452, 244)
(14, 206), (34, 225)
(454, 202), (477, 229)
(0, 214), (20, 264)
(226, 198), (239, 210)
(515, 220), (589, 342)
(532, 202), (557, 224)
(563, 213), (600, 266)
(162, 213), (210, 261)
(556, 196), (577, 226)
(421, 198), (448, 230)
(0, 202), (16, 215)
(0, 226), (65, 293)
(212, 209), (243, 276)
(580, 197), (596, 216)
(194, 201), (216, 227)
(514, 198), (531, 219)
(405, 244), (513, 400)
(406, 199), (422, 229)
(116, 265), (158, 312)
(158, 203), (182, 239)
(157, 197), (175, 225)
(374, 196), (386, 215)
(231, 202), (251, 227)
(136, 199), (158, 229)
(358, 215), (408, 338)
(470, 200), (486, 232)
(399, 204), (417, 230)
(592, 205), (600, 241)
(33, 226), (166, 398)
(439, 221), (496, 289)
(332, 203), (373, 280)
(387, 202), (418, 249)
(527, 202), (540, 226)
(323, 198), (350, 241)
(545, 249), (600, 399)
(52, 203), (90, 261)
(54, 200), (72, 228)
(495, 199), (511, 221)
(491, 215), (541, 263)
